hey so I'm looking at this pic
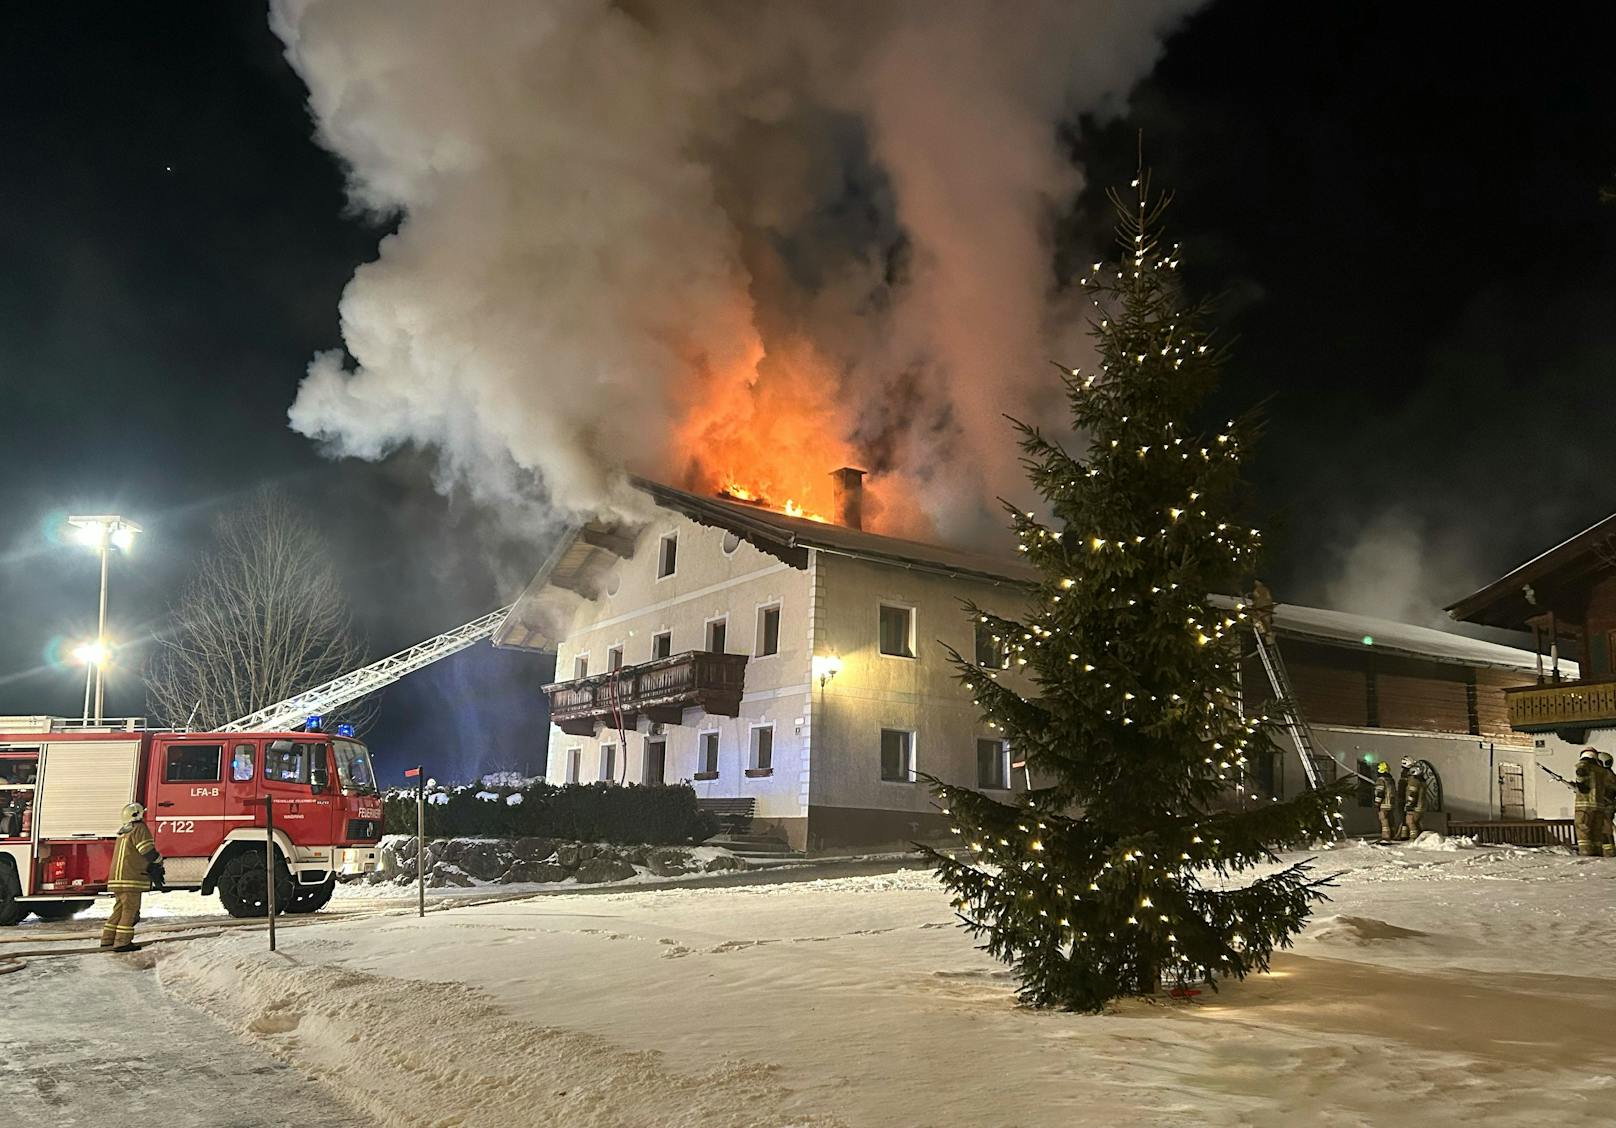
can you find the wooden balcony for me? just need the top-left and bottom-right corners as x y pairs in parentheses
(544, 651), (749, 737)
(1504, 678), (1616, 734)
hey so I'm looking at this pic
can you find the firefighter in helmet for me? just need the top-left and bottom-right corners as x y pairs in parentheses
(1373, 761), (1399, 841)
(101, 801), (164, 951)
(1399, 758), (1428, 840)
(1572, 749), (1605, 858)
(1599, 752), (1616, 858)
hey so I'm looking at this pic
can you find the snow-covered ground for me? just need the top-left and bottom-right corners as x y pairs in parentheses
(137, 837), (1616, 1127)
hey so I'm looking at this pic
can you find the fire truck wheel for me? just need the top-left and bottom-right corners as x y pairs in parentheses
(0, 891), (24, 926)
(286, 878), (336, 914)
(29, 900), (93, 921)
(217, 848), (295, 918)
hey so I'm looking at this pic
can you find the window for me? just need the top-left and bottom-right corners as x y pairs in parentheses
(706, 618), (728, 653)
(977, 739), (1010, 789)
(566, 748), (582, 784)
(231, 744), (256, 782)
(264, 741), (315, 785)
(645, 740), (667, 785)
(756, 605), (781, 657)
(698, 732), (720, 777)
(880, 729), (915, 782)
(974, 621), (1009, 669)
(573, 653), (589, 680)
(607, 646), (624, 671)
(333, 739), (376, 792)
(165, 744), (223, 783)
(658, 533), (678, 579)
(599, 743), (617, 782)
(749, 726), (774, 774)
(652, 631), (673, 660)
(879, 604), (914, 658)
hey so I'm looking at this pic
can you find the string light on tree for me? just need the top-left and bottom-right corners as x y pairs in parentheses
(923, 163), (1340, 1012)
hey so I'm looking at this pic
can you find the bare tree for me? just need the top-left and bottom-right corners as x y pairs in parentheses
(147, 491), (373, 731)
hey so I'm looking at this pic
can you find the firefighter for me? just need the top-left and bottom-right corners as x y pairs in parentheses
(101, 802), (163, 952)
(1399, 758), (1428, 840)
(1600, 752), (1616, 858)
(1373, 761), (1399, 841)
(1572, 750), (1604, 858)
(1249, 580), (1276, 637)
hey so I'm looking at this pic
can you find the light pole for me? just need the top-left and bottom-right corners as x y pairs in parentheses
(66, 515), (141, 724)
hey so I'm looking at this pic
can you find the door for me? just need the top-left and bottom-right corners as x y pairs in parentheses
(149, 740), (227, 861)
(1498, 762), (1526, 820)
(645, 740), (666, 785)
(261, 738), (335, 850)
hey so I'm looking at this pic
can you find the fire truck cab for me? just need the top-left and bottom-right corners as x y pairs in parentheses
(0, 716), (383, 924)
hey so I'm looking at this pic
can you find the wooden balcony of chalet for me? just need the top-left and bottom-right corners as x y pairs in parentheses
(543, 651), (748, 737)
(1504, 677), (1616, 735)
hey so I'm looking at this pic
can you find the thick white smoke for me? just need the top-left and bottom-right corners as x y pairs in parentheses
(271, 0), (1202, 540)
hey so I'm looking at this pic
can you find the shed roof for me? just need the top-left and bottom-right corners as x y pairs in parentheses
(1445, 511), (1616, 629)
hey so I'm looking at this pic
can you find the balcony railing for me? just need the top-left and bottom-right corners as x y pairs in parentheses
(1504, 678), (1616, 734)
(543, 651), (749, 737)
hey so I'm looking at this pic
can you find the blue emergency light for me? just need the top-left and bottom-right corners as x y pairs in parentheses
(306, 714), (322, 731)
(336, 723), (355, 738)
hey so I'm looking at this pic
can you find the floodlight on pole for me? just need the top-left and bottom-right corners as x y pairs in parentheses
(65, 514), (141, 724)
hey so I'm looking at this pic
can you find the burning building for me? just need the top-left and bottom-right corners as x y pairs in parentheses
(494, 471), (1555, 852)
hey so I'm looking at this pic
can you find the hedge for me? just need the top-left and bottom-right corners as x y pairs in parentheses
(383, 780), (718, 845)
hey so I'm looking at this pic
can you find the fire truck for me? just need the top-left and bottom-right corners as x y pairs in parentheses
(0, 716), (383, 924)
(0, 603), (513, 925)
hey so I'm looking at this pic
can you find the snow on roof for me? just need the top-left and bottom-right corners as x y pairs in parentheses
(1211, 595), (1559, 675)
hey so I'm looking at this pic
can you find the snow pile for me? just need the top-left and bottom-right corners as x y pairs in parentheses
(157, 940), (836, 1128)
(158, 844), (1616, 1126)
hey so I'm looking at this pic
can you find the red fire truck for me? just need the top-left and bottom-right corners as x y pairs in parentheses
(0, 716), (383, 924)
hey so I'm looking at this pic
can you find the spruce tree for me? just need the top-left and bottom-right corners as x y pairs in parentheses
(927, 171), (1341, 1012)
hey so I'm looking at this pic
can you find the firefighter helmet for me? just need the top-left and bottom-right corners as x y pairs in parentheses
(120, 801), (145, 822)
(1580, 749), (1599, 762)
(1376, 761), (1390, 774)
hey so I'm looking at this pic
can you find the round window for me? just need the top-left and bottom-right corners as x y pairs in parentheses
(721, 532), (742, 555)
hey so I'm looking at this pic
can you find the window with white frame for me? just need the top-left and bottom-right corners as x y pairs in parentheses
(880, 729), (915, 782)
(607, 645), (623, 671)
(698, 731), (719, 776)
(879, 604), (914, 658)
(974, 621), (1009, 669)
(573, 653), (589, 680)
(566, 748), (582, 784)
(657, 532), (678, 579)
(755, 604), (781, 657)
(644, 739), (667, 785)
(976, 738), (1010, 790)
(749, 725), (774, 773)
(652, 631), (672, 660)
(599, 743), (617, 782)
(706, 617), (728, 653)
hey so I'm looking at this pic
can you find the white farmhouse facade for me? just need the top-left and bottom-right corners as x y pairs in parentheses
(495, 475), (1036, 852)
(495, 474), (1560, 851)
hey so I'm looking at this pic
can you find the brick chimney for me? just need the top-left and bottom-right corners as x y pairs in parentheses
(830, 467), (865, 530)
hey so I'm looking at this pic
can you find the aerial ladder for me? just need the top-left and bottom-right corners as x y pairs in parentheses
(218, 605), (514, 732)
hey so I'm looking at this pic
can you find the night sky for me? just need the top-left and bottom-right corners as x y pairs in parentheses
(3, 4), (1613, 782)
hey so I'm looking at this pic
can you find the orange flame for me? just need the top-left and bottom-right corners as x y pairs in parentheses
(661, 330), (930, 537)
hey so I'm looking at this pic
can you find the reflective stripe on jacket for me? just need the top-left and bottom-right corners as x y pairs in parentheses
(108, 821), (158, 891)
(1374, 777), (1396, 809)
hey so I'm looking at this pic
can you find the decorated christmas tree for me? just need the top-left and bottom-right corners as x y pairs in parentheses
(926, 170), (1341, 1012)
